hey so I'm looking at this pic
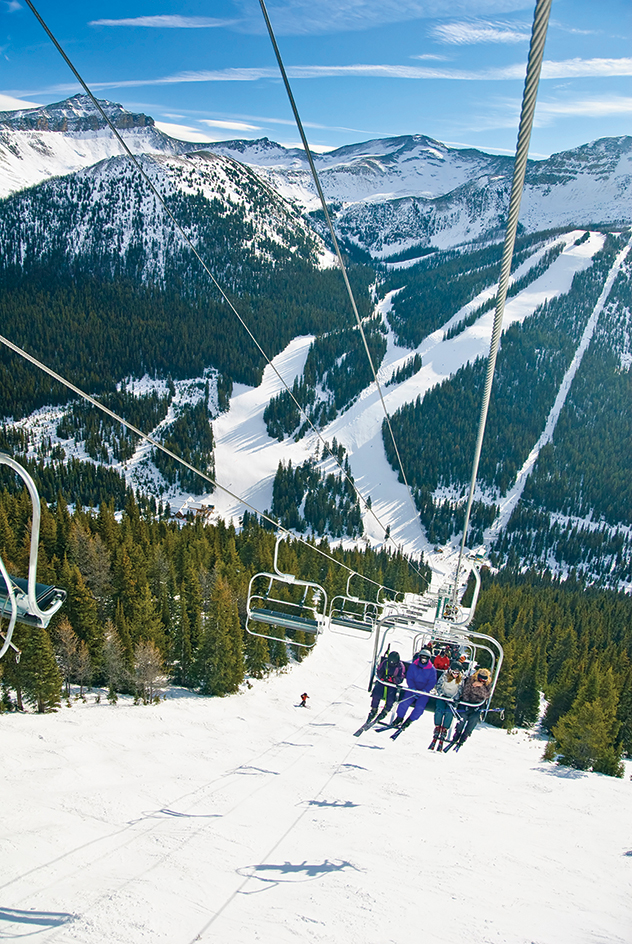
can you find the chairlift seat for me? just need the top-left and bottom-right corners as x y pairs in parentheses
(0, 575), (66, 627)
(249, 606), (320, 633)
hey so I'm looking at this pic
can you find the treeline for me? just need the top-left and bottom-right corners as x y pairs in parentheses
(0, 490), (426, 713)
(380, 230), (564, 349)
(475, 570), (632, 776)
(263, 319), (385, 440)
(153, 396), (215, 495)
(386, 353), (423, 386)
(0, 451), (130, 510)
(444, 239), (566, 341)
(271, 448), (363, 537)
(57, 385), (171, 464)
(383, 234), (628, 547)
(491, 245), (632, 581)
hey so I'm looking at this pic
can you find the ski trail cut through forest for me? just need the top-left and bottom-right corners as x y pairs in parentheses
(486, 234), (632, 541)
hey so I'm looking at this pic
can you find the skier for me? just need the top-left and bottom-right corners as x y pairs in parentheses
(359, 650), (405, 730)
(391, 648), (437, 734)
(451, 667), (493, 748)
(300, 692), (309, 707)
(429, 661), (464, 750)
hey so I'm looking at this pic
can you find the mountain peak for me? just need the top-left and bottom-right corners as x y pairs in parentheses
(0, 94), (154, 133)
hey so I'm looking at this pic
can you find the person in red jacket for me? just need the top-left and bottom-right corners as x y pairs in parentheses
(433, 647), (451, 672)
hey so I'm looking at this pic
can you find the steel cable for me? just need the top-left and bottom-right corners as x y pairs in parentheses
(453, 0), (552, 599)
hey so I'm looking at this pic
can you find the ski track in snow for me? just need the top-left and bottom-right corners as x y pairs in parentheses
(487, 234), (632, 541)
(2, 630), (631, 944)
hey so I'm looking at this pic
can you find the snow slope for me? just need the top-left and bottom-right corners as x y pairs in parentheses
(210, 230), (604, 558)
(3, 628), (631, 944)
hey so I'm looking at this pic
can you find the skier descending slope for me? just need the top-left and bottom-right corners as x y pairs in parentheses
(354, 650), (405, 736)
(390, 649), (437, 739)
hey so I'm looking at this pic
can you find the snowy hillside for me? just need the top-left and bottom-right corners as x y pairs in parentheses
(0, 148), (329, 278)
(0, 95), (212, 200)
(3, 625), (631, 944)
(211, 133), (632, 257)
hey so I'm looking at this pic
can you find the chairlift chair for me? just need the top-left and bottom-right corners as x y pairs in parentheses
(328, 572), (382, 637)
(246, 534), (327, 650)
(367, 558), (502, 717)
(0, 454), (67, 659)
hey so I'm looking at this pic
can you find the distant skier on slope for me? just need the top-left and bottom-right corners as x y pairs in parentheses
(391, 649), (437, 734)
(300, 692), (309, 707)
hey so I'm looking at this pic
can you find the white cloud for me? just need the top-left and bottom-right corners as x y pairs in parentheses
(540, 58), (632, 79)
(535, 96), (632, 123)
(412, 53), (451, 61)
(90, 16), (236, 29)
(431, 20), (530, 45)
(201, 118), (262, 132)
(153, 121), (213, 142)
(5, 1), (22, 11)
(34, 56), (632, 99)
(232, 0), (529, 36)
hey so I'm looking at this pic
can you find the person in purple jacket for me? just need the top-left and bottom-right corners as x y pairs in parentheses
(392, 648), (437, 731)
(365, 649), (406, 725)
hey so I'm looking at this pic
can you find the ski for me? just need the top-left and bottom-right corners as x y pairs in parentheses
(390, 722), (411, 740)
(428, 725), (441, 750)
(353, 712), (388, 736)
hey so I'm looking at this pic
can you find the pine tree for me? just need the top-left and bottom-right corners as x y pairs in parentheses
(171, 584), (193, 686)
(244, 629), (269, 679)
(102, 620), (128, 700)
(21, 625), (62, 712)
(194, 575), (243, 695)
(553, 700), (623, 776)
(128, 582), (166, 652)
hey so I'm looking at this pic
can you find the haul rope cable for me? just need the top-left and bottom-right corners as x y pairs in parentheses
(452, 0), (553, 601)
(22, 0), (425, 578)
(0, 330), (422, 596)
(259, 0), (420, 530)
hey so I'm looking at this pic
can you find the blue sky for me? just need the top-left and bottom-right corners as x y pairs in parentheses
(1, 0), (630, 157)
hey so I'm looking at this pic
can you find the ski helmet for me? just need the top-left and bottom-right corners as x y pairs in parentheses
(387, 650), (400, 665)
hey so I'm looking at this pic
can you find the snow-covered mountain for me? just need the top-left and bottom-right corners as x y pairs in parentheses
(2, 96), (631, 257)
(0, 95), (213, 199)
(1, 95), (631, 588)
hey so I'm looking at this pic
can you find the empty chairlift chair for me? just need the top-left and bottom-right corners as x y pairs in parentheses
(0, 454), (67, 659)
(328, 573), (383, 637)
(246, 535), (327, 650)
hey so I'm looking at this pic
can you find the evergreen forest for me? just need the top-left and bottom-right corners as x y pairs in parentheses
(0, 487), (629, 777)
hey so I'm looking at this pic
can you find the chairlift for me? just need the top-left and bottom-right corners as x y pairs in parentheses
(328, 572), (382, 637)
(367, 558), (503, 718)
(246, 534), (328, 650)
(0, 454), (67, 659)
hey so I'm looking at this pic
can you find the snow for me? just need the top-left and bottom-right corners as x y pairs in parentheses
(3, 628), (631, 944)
